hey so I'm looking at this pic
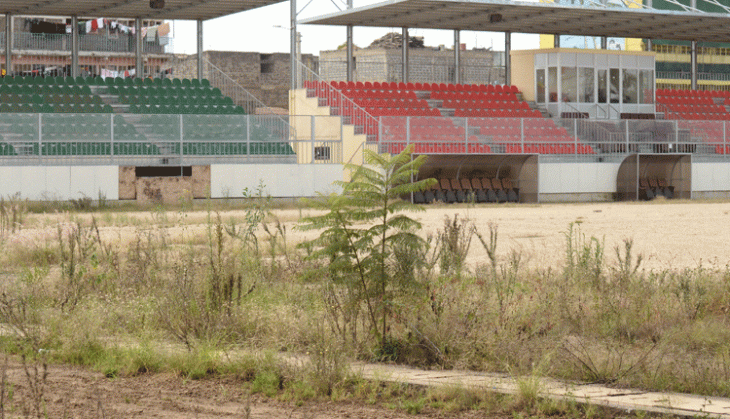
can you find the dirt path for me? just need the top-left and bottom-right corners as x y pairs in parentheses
(2, 360), (495, 418)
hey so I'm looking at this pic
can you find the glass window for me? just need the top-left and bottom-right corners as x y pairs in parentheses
(548, 67), (558, 103)
(623, 69), (638, 104)
(579, 68), (594, 103)
(640, 70), (654, 104)
(536, 69), (546, 103)
(598, 69), (607, 103)
(610, 68), (620, 104)
(561, 67), (577, 102)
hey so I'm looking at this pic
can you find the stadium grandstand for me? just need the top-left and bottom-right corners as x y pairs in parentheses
(1, 0), (730, 203)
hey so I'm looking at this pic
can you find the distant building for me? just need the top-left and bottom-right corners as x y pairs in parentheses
(0, 15), (171, 78)
(319, 47), (505, 85)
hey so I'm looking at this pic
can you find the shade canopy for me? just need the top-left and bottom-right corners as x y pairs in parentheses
(300, 0), (730, 43)
(0, 0), (286, 21)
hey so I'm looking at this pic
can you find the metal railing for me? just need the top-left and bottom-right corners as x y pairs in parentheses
(202, 59), (294, 142)
(0, 32), (172, 54)
(0, 113), (337, 166)
(657, 71), (730, 82)
(375, 116), (727, 160)
(298, 59), (379, 142)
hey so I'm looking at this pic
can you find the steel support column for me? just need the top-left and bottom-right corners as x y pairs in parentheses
(554, 34), (560, 48)
(691, 41), (698, 90)
(346, 26), (354, 81)
(135, 18), (143, 78)
(5, 14), (12, 76)
(402, 27), (409, 83)
(601, 37), (607, 49)
(291, 0), (297, 90)
(197, 20), (204, 80)
(71, 16), (79, 78)
(505, 31), (511, 86)
(454, 30), (460, 84)
(346, 0), (353, 82)
(646, 0), (653, 52)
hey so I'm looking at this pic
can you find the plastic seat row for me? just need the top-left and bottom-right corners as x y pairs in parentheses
(414, 178), (518, 204)
(0, 84), (93, 95)
(353, 98), (428, 108)
(639, 178), (673, 200)
(659, 103), (726, 113)
(666, 112), (730, 121)
(109, 85), (222, 96)
(365, 107), (440, 117)
(431, 91), (519, 102)
(326, 80), (519, 94)
(443, 99), (531, 110)
(120, 94), (234, 106)
(656, 96), (715, 105)
(340, 89), (419, 100)
(127, 104), (245, 115)
(455, 109), (542, 118)
(502, 143), (595, 154)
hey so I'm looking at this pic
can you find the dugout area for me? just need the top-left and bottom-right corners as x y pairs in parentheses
(616, 154), (692, 201)
(414, 154), (539, 203)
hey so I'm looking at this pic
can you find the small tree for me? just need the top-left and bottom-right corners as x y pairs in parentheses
(301, 144), (437, 349)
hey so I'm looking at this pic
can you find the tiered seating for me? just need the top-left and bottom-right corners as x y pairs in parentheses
(0, 76), (291, 158)
(380, 116), (491, 154)
(0, 76), (111, 113)
(467, 118), (596, 154)
(414, 177), (519, 204)
(656, 89), (730, 120)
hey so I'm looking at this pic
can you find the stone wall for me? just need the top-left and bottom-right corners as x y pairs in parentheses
(119, 165), (211, 203)
(172, 51), (318, 110)
(320, 48), (506, 85)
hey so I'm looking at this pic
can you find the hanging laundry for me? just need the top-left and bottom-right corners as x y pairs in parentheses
(91, 19), (98, 31)
(146, 26), (157, 41)
(85, 20), (92, 33)
(96, 18), (104, 29)
(158, 22), (170, 37)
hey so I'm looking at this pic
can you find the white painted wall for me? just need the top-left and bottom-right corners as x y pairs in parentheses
(692, 163), (730, 192)
(211, 164), (343, 198)
(539, 163), (621, 194)
(0, 166), (119, 200)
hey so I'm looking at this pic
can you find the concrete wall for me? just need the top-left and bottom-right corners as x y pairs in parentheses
(539, 162), (621, 202)
(692, 162), (730, 194)
(0, 166), (119, 200)
(210, 164), (342, 198)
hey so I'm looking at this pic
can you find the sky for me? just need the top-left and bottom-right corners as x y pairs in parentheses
(169, 0), (540, 57)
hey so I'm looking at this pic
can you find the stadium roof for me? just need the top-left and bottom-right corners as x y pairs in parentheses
(0, 0), (285, 21)
(300, 0), (730, 43)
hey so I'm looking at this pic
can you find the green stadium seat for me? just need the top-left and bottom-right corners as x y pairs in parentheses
(201, 79), (210, 87)
(162, 78), (172, 86)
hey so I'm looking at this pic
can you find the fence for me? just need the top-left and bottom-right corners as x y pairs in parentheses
(0, 113), (342, 166)
(201, 58), (294, 140)
(375, 116), (728, 161)
(0, 32), (172, 54)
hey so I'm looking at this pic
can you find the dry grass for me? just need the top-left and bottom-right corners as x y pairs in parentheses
(0, 198), (730, 417)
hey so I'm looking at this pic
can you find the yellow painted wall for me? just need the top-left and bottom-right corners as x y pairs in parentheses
(510, 51), (535, 101)
(288, 89), (367, 178)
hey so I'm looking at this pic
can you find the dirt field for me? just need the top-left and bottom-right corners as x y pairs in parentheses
(8, 200), (730, 417)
